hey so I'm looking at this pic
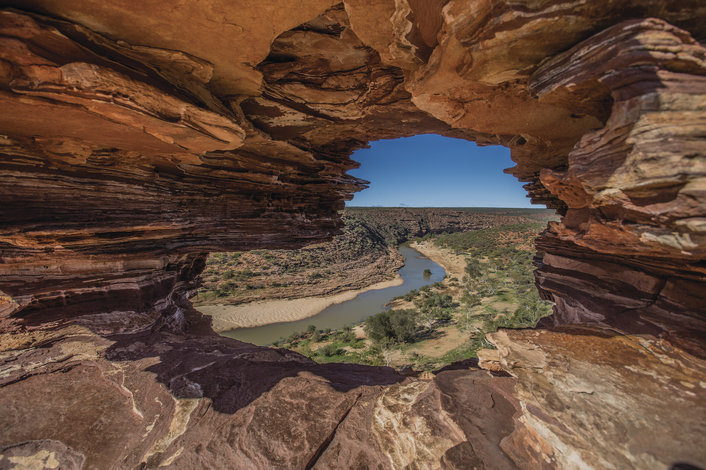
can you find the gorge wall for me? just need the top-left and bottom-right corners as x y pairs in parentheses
(0, 1), (704, 469)
(194, 207), (551, 306)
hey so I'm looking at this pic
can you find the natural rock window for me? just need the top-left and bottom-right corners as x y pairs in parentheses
(0, 2), (704, 469)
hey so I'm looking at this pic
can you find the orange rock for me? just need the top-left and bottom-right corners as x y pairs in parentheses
(0, 2), (704, 468)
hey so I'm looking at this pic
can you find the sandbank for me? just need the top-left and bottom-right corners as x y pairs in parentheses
(410, 240), (466, 280)
(198, 276), (403, 332)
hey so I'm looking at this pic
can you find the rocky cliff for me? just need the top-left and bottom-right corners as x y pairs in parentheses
(0, 1), (704, 469)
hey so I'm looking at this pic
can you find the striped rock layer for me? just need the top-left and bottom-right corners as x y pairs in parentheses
(0, 2), (704, 469)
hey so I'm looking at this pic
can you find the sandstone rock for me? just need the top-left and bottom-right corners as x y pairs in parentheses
(0, 440), (85, 470)
(488, 327), (706, 469)
(0, 304), (529, 469)
(476, 348), (504, 373)
(0, 1), (704, 468)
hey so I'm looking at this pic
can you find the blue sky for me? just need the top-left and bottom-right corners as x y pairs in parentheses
(347, 134), (532, 208)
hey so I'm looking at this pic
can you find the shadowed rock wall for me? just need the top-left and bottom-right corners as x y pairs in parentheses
(0, 1), (704, 468)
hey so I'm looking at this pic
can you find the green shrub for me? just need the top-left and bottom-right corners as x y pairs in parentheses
(340, 330), (356, 343)
(465, 259), (482, 279)
(402, 289), (419, 301)
(319, 343), (345, 357)
(415, 292), (454, 311)
(365, 309), (417, 344)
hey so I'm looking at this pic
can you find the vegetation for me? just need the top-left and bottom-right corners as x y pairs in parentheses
(267, 219), (554, 371)
(193, 212), (395, 304)
(433, 222), (545, 254)
(365, 309), (418, 344)
(194, 207), (555, 306)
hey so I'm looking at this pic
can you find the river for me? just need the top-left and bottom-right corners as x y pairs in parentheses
(220, 245), (445, 346)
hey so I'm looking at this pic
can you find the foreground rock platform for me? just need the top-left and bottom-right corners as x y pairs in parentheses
(1, 1), (705, 468)
(1, 306), (528, 469)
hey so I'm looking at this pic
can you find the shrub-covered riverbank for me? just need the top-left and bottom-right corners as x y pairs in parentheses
(270, 221), (554, 370)
(194, 207), (555, 307)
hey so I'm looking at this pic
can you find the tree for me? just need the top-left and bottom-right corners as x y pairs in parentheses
(402, 289), (419, 301)
(414, 292), (453, 312)
(465, 258), (482, 279)
(509, 267), (530, 286)
(382, 349), (393, 367)
(337, 327), (356, 343)
(319, 343), (344, 357)
(435, 308), (453, 323)
(510, 294), (552, 327)
(420, 309), (436, 331)
(377, 338), (395, 367)
(476, 278), (501, 297)
(457, 290), (481, 331)
(460, 291), (481, 308)
(414, 290), (454, 332)
(365, 309), (417, 344)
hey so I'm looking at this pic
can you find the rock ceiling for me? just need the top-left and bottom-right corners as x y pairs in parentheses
(0, 1), (704, 468)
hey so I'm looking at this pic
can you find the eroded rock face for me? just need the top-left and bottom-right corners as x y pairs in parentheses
(0, 1), (704, 468)
(0, 305), (524, 469)
(484, 327), (706, 469)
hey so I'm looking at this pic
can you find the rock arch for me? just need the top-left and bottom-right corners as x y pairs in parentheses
(0, 2), (704, 468)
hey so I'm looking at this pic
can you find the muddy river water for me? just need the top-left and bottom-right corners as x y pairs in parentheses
(221, 245), (445, 345)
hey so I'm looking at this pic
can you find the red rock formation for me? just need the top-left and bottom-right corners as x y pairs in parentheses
(0, 1), (704, 469)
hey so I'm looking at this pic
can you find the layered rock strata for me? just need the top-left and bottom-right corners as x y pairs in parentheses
(0, 1), (705, 469)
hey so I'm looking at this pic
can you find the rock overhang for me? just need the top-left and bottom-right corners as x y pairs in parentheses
(0, 1), (704, 468)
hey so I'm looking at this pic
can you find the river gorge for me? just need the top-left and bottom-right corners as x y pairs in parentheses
(1, 2), (704, 468)
(216, 245), (445, 345)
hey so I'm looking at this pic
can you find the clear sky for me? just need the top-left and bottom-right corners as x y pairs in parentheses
(346, 134), (532, 208)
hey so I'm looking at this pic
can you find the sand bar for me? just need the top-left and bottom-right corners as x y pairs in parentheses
(198, 276), (403, 332)
(410, 240), (466, 280)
